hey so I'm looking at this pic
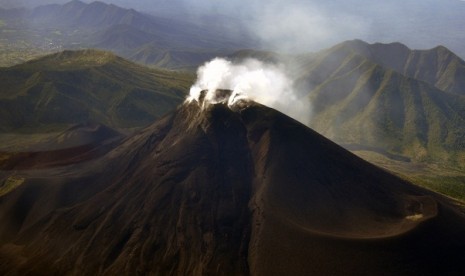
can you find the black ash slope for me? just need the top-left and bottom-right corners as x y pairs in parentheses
(1, 95), (465, 275)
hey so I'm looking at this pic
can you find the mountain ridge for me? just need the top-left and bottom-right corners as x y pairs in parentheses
(0, 0), (252, 68)
(334, 40), (465, 95)
(292, 41), (465, 168)
(0, 49), (193, 132)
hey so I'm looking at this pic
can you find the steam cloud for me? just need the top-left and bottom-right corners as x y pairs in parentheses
(187, 58), (311, 125)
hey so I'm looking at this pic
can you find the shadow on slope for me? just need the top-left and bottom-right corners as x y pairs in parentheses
(0, 95), (464, 275)
(0, 122), (123, 170)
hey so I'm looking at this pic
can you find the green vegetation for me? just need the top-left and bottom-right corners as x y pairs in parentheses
(355, 150), (465, 203)
(0, 50), (194, 132)
(290, 41), (465, 202)
(298, 41), (465, 170)
(0, 26), (64, 67)
(413, 175), (465, 203)
(0, 47), (54, 68)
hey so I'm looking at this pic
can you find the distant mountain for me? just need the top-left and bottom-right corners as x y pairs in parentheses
(292, 41), (465, 168)
(3, 0), (465, 62)
(0, 6), (27, 18)
(130, 45), (224, 70)
(334, 40), (465, 95)
(1, 92), (465, 275)
(91, 25), (223, 69)
(90, 24), (165, 51)
(0, 0), (253, 68)
(32, 1), (168, 32)
(0, 49), (193, 132)
(0, 0), (69, 8)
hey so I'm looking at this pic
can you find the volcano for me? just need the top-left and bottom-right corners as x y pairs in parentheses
(1, 91), (465, 275)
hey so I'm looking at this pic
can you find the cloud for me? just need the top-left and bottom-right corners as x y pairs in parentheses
(150, 0), (370, 53)
(187, 57), (311, 125)
(248, 1), (371, 53)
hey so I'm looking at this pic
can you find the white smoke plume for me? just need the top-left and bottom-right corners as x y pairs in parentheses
(187, 58), (311, 125)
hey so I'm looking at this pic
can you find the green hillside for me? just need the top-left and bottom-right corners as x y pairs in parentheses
(293, 42), (465, 168)
(328, 40), (465, 95)
(288, 41), (465, 201)
(0, 49), (194, 132)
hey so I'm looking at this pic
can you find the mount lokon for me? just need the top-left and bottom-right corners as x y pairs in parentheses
(2, 41), (465, 202)
(1, 90), (465, 275)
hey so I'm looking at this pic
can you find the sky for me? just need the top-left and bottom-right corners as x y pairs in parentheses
(102, 0), (465, 56)
(1, 0), (465, 56)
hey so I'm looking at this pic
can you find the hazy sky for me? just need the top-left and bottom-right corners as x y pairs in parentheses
(2, 0), (465, 56)
(97, 0), (465, 55)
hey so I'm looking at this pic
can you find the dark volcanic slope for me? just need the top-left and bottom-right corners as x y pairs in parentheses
(0, 122), (123, 170)
(1, 96), (465, 275)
